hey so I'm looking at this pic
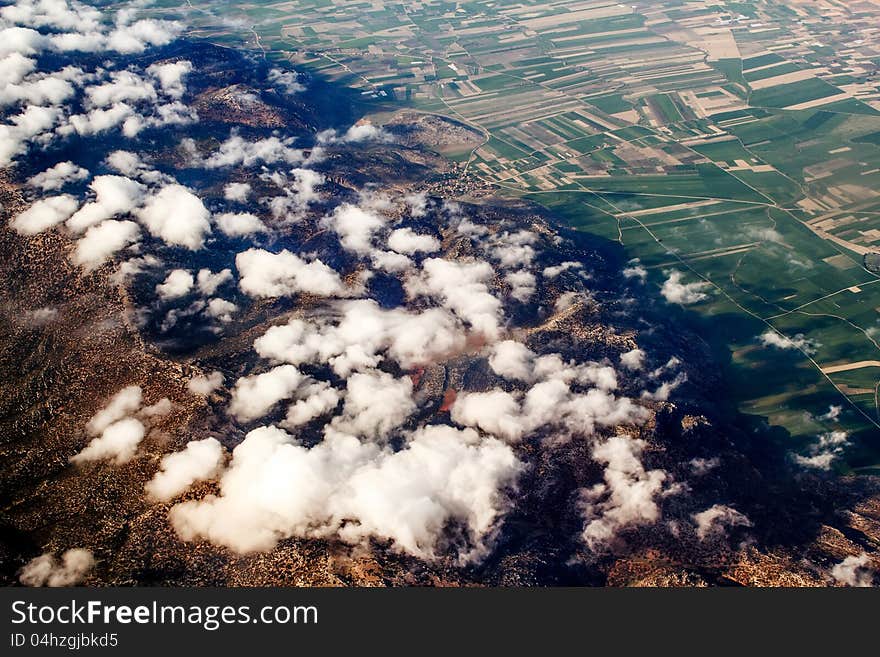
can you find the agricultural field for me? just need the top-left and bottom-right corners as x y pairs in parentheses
(155, 0), (880, 468)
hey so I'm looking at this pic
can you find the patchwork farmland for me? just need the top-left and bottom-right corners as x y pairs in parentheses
(160, 0), (880, 469)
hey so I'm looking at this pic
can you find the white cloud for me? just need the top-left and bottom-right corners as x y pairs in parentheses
(489, 340), (536, 382)
(205, 134), (305, 168)
(72, 219), (139, 270)
(692, 504), (751, 541)
(371, 250), (412, 272)
(452, 389), (524, 442)
(187, 371), (225, 396)
(387, 227), (440, 255)
(0, 52), (35, 87)
(406, 258), (502, 340)
(489, 230), (537, 268)
(228, 365), (305, 422)
(106, 17), (183, 54)
(619, 348), (645, 371)
(793, 430), (849, 471)
(19, 549), (94, 587)
(223, 182), (251, 202)
(168, 424), (521, 562)
(543, 261), (581, 279)
(145, 437), (225, 502)
(505, 270), (536, 302)
(235, 248), (346, 298)
(27, 160), (89, 191)
(85, 385), (142, 436)
(623, 260), (646, 280)
(11, 194), (78, 235)
(196, 268), (232, 296)
(330, 370), (415, 440)
(216, 211), (266, 237)
(581, 435), (674, 548)
(146, 60), (192, 99)
(321, 203), (386, 255)
(318, 123), (392, 144)
(156, 269), (194, 300)
(758, 329), (817, 355)
(830, 554), (875, 587)
(640, 371), (686, 402)
(253, 299), (467, 375)
(267, 68), (304, 95)
(660, 270), (710, 305)
(0, 104), (60, 165)
(71, 416), (145, 465)
(0, 71), (74, 107)
(282, 382), (340, 428)
(137, 184), (211, 250)
(84, 70), (156, 108)
(206, 298), (237, 322)
(66, 175), (145, 233)
(65, 101), (135, 136)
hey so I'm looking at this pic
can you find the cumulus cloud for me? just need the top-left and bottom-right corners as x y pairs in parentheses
(406, 257), (502, 340)
(228, 364), (305, 422)
(156, 269), (194, 300)
(72, 219), (139, 270)
(264, 168), (324, 221)
(793, 430), (849, 471)
(19, 548), (94, 587)
(84, 70), (156, 108)
(489, 340), (536, 382)
(660, 270), (710, 305)
(623, 260), (647, 280)
(136, 184), (211, 250)
(387, 227), (440, 255)
(187, 370), (225, 396)
(453, 374), (643, 445)
(692, 504), (752, 541)
(619, 348), (645, 371)
(145, 437), (225, 502)
(206, 298), (237, 322)
(146, 60), (192, 99)
(71, 416), (145, 465)
(26, 160), (89, 191)
(330, 370), (415, 440)
(321, 203), (386, 255)
(830, 554), (875, 587)
(223, 182), (251, 202)
(267, 67), (304, 95)
(216, 211), (266, 237)
(66, 175), (145, 233)
(235, 248), (346, 298)
(581, 435), (674, 548)
(205, 134), (305, 168)
(0, 103), (60, 165)
(195, 268), (231, 296)
(168, 424), (520, 561)
(452, 390), (523, 442)
(253, 299), (467, 375)
(105, 15), (183, 55)
(505, 270), (536, 302)
(85, 385), (142, 436)
(318, 123), (392, 144)
(282, 382), (340, 428)
(758, 329), (817, 355)
(371, 250), (411, 273)
(11, 194), (78, 235)
(543, 261), (582, 279)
